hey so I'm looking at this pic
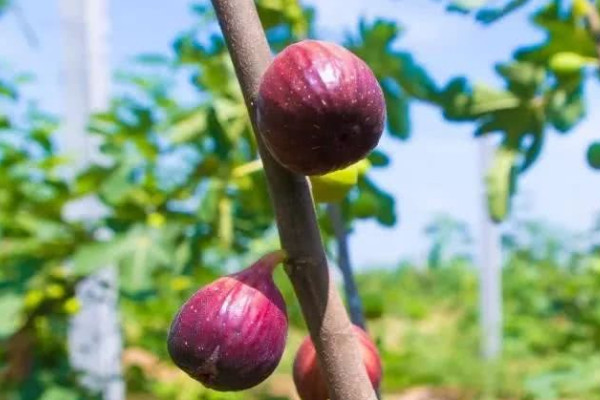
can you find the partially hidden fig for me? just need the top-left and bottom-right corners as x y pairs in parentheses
(257, 40), (386, 176)
(167, 251), (288, 391)
(293, 324), (383, 400)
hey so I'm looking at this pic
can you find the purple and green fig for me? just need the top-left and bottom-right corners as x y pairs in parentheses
(167, 251), (288, 391)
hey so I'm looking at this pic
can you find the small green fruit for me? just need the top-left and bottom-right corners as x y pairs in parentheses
(587, 142), (600, 170)
(549, 52), (596, 74)
(309, 164), (359, 203)
(354, 159), (372, 175)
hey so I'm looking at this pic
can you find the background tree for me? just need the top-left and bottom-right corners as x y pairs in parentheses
(1, 0), (600, 399)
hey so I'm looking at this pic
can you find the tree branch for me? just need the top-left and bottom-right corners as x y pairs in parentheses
(209, 1), (378, 399)
(327, 204), (367, 330)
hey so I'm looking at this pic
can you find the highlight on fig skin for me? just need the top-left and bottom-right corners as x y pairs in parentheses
(257, 39), (386, 176)
(292, 324), (382, 400)
(167, 251), (288, 391)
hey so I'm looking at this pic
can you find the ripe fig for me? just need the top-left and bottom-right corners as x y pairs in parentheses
(257, 40), (386, 176)
(293, 324), (382, 400)
(167, 251), (288, 391)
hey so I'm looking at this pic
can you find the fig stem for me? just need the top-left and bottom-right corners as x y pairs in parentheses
(209, 1), (378, 399)
(253, 250), (287, 274)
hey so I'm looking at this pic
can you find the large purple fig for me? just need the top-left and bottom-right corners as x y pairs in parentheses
(257, 40), (386, 176)
(167, 251), (288, 391)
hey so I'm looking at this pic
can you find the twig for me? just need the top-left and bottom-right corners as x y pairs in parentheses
(209, 1), (378, 399)
(327, 204), (367, 330)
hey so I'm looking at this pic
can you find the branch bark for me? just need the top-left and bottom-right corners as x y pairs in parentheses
(209, 1), (378, 399)
(327, 204), (367, 330)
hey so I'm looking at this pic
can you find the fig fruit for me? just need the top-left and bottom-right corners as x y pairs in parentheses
(167, 251), (288, 391)
(293, 324), (382, 400)
(257, 40), (386, 176)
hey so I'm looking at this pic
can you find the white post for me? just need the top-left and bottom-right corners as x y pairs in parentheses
(58, 1), (124, 400)
(478, 138), (503, 361)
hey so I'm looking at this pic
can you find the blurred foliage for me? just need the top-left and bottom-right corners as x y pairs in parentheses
(1, 0), (429, 398)
(1, 0), (600, 399)
(359, 214), (600, 399)
(435, 0), (600, 222)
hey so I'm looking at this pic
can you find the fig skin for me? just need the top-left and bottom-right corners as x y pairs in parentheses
(257, 40), (386, 176)
(293, 324), (382, 400)
(167, 251), (288, 391)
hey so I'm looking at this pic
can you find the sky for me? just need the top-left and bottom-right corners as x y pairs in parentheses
(0, 0), (598, 270)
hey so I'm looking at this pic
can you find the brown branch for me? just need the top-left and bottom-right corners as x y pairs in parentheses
(209, 1), (378, 399)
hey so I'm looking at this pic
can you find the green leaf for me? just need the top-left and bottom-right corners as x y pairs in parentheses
(470, 85), (521, 116)
(495, 61), (545, 99)
(392, 53), (439, 100)
(382, 79), (410, 139)
(0, 114), (9, 129)
(170, 107), (208, 143)
(0, 292), (24, 338)
(347, 19), (438, 101)
(135, 53), (172, 66)
(100, 168), (134, 205)
(442, 82), (521, 121)
(0, 79), (17, 99)
(446, 0), (487, 13)
(72, 235), (132, 275)
(368, 150), (391, 167)
(375, 191), (396, 226)
(485, 147), (518, 223)
(257, 0), (310, 38)
(0, 0), (11, 15)
(516, 2), (596, 65)
(75, 165), (112, 195)
(439, 77), (472, 120)
(475, 0), (530, 24)
(587, 142), (600, 170)
(350, 177), (397, 226)
(39, 387), (79, 400)
(547, 88), (586, 133)
(520, 129), (544, 172)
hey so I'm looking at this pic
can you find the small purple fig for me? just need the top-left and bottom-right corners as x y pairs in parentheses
(167, 251), (288, 391)
(293, 324), (383, 400)
(257, 40), (386, 176)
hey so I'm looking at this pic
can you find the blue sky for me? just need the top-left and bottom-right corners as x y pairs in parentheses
(0, 0), (598, 269)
